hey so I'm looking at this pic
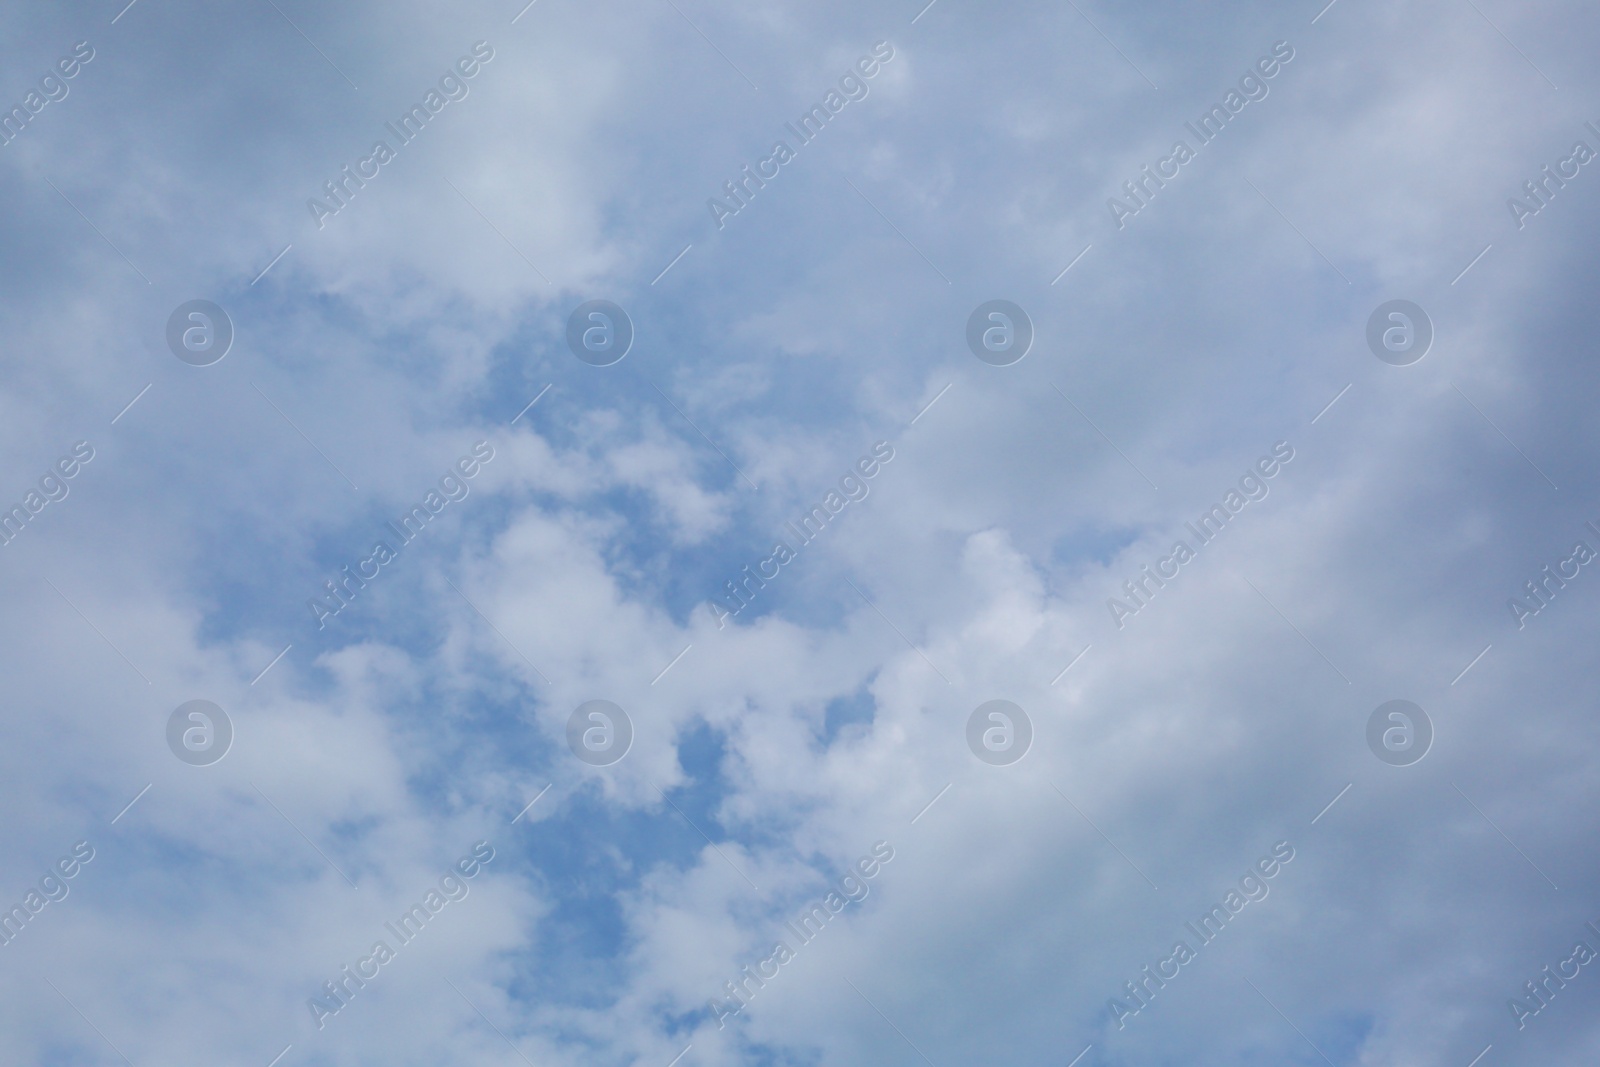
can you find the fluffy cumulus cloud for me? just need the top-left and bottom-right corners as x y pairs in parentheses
(2, 0), (1599, 1064)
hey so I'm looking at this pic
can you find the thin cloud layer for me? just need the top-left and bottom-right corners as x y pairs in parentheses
(0, 1), (1597, 1066)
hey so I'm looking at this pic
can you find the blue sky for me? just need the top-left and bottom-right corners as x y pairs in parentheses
(1, 0), (1598, 1064)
